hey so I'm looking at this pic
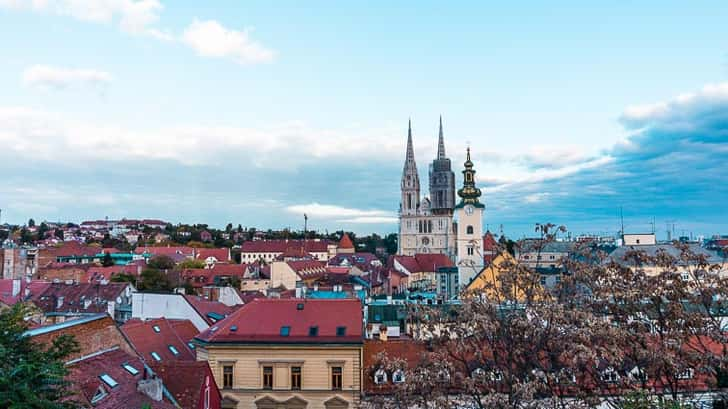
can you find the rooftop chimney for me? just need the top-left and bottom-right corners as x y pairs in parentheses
(11, 279), (21, 297)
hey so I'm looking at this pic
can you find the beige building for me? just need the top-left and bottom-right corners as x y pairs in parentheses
(194, 298), (363, 409)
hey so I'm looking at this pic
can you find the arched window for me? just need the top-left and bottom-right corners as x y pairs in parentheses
(467, 225), (474, 235)
(428, 221), (433, 233)
(407, 194), (412, 210)
(374, 368), (388, 384)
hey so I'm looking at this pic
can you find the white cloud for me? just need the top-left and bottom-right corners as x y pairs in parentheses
(0, 0), (167, 38)
(0, 106), (402, 166)
(286, 203), (397, 224)
(182, 19), (276, 65)
(22, 65), (112, 92)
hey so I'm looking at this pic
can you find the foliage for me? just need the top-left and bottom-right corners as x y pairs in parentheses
(137, 268), (173, 292)
(101, 252), (114, 267)
(175, 259), (206, 270)
(0, 303), (80, 408)
(383, 223), (728, 409)
(147, 255), (176, 270)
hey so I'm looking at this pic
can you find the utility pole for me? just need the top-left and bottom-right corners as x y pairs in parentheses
(303, 213), (308, 240)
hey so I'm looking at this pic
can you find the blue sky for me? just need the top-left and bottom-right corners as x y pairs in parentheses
(0, 1), (727, 239)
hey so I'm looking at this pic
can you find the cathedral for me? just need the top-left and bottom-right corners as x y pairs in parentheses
(398, 117), (457, 257)
(397, 118), (486, 285)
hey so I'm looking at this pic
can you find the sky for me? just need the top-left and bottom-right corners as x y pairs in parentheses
(0, 1), (727, 239)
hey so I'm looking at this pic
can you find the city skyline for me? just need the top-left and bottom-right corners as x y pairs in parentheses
(1, 1), (727, 238)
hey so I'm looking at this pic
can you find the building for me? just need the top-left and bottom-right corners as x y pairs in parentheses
(30, 282), (134, 324)
(132, 292), (236, 331)
(194, 298), (364, 409)
(120, 317), (198, 363)
(622, 233), (657, 246)
(454, 147), (485, 285)
(240, 239), (336, 263)
(398, 118), (456, 257)
(2, 244), (38, 279)
(390, 253), (454, 292)
(516, 239), (576, 269)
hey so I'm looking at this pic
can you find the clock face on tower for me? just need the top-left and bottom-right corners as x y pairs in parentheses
(465, 205), (474, 215)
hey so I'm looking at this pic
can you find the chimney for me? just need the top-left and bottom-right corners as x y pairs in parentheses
(56, 296), (64, 309)
(137, 377), (163, 401)
(379, 325), (388, 342)
(386, 295), (392, 305)
(11, 279), (21, 297)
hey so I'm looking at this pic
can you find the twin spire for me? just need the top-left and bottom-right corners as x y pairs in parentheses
(404, 116), (447, 163)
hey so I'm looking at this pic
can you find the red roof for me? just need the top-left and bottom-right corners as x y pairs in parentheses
(339, 233), (355, 249)
(392, 254), (453, 274)
(286, 260), (327, 279)
(195, 298), (363, 344)
(483, 231), (498, 251)
(31, 282), (130, 315)
(134, 246), (194, 256)
(195, 248), (230, 262)
(241, 239), (330, 253)
(121, 318), (196, 363)
(67, 348), (176, 409)
(168, 319), (200, 343)
(85, 265), (140, 283)
(149, 361), (221, 409)
(181, 264), (247, 288)
(183, 295), (236, 325)
(45, 241), (101, 258)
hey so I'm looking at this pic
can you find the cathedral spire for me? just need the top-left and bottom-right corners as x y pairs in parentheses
(437, 115), (446, 160)
(406, 118), (415, 162)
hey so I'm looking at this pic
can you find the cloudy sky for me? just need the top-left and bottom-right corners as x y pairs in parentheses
(1, 1), (727, 239)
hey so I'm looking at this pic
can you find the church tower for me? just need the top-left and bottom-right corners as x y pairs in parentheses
(400, 119), (420, 217)
(454, 147), (485, 285)
(429, 116), (456, 215)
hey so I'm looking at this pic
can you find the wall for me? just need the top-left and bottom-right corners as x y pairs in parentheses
(199, 344), (361, 409)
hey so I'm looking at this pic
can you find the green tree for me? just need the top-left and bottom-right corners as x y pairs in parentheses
(175, 259), (206, 270)
(138, 268), (173, 292)
(111, 273), (137, 285)
(101, 252), (114, 267)
(27, 218), (35, 228)
(0, 303), (80, 408)
(54, 229), (64, 240)
(147, 255), (176, 270)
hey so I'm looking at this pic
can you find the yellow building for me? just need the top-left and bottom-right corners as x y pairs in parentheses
(465, 252), (544, 302)
(194, 298), (363, 409)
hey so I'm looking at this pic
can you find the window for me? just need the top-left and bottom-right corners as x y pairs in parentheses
(280, 326), (290, 336)
(392, 369), (405, 384)
(291, 366), (302, 390)
(681, 272), (690, 281)
(151, 352), (161, 361)
(336, 326), (346, 337)
(540, 277), (546, 285)
(263, 366), (273, 389)
(99, 373), (118, 388)
(309, 326), (318, 336)
(187, 342), (195, 350)
(331, 367), (343, 390)
(91, 386), (108, 404)
(122, 363), (139, 375)
(152, 325), (160, 333)
(676, 368), (694, 380)
(466, 225), (474, 235)
(374, 368), (387, 384)
(467, 247), (474, 256)
(168, 345), (179, 355)
(601, 367), (619, 383)
(223, 365), (233, 389)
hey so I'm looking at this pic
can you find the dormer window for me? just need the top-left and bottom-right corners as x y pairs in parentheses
(280, 326), (291, 337)
(168, 345), (179, 356)
(151, 352), (161, 361)
(91, 385), (108, 404)
(152, 325), (160, 333)
(374, 368), (388, 384)
(336, 326), (346, 337)
(392, 369), (405, 383)
(309, 326), (318, 336)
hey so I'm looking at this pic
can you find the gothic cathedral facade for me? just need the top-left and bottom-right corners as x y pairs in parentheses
(398, 118), (457, 257)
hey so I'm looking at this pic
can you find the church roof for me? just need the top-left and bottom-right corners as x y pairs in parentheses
(339, 233), (355, 249)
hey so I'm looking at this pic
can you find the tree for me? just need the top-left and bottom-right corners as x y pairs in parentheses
(0, 303), (80, 408)
(27, 218), (35, 228)
(137, 268), (173, 292)
(101, 252), (114, 267)
(54, 228), (64, 240)
(175, 259), (206, 270)
(384, 225), (728, 409)
(147, 255), (176, 271)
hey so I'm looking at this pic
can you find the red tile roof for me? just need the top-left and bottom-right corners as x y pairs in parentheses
(149, 361), (221, 409)
(241, 239), (330, 253)
(286, 260), (327, 279)
(181, 264), (247, 288)
(45, 241), (102, 258)
(183, 295), (236, 325)
(85, 265), (141, 283)
(195, 298), (363, 344)
(67, 348), (177, 409)
(168, 319), (200, 343)
(363, 339), (427, 394)
(134, 246), (194, 256)
(339, 233), (355, 249)
(31, 282), (130, 315)
(392, 254), (453, 274)
(121, 318), (196, 363)
(195, 248), (230, 262)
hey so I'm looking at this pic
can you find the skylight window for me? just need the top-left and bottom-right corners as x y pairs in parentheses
(187, 342), (196, 350)
(152, 325), (161, 333)
(280, 326), (291, 336)
(151, 352), (162, 361)
(122, 363), (139, 375)
(168, 345), (179, 355)
(309, 326), (318, 336)
(230, 325), (238, 332)
(336, 326), (346, 337)
(99, 373), (118, 388)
